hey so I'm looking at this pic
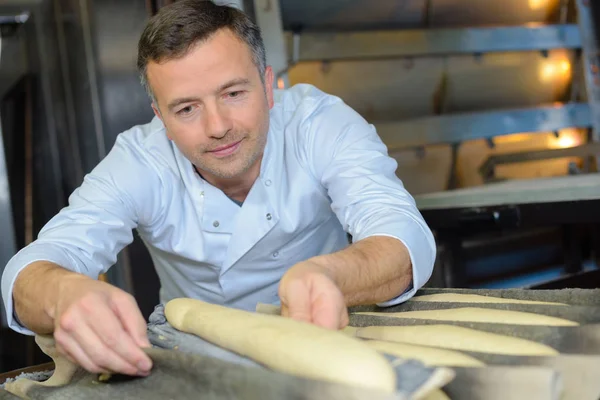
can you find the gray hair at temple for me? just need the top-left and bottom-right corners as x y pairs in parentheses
(136, 0), (267, 103)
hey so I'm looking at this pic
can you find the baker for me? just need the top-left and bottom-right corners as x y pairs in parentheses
(1, 0), (435, 382)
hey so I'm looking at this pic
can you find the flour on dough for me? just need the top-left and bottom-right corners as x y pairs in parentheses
(411, 293), (567, 306)
(355, 307), (578, 326)
(355, 324), (559, 356)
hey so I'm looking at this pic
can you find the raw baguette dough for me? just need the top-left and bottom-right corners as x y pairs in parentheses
(341, 326), (360, 337)
(354, 324), (559, 356)
(355, 307), (578, 326)
(420, 389), (451, 400)
(165, 298), (397, 393)
(4, 335), (81, 398)
(365, 340), (485, 367)
(411, 293), (567, 306)
(255, 303), (281, 315)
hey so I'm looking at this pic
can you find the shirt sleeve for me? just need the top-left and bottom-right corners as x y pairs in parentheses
(1, 133), (163, 334)
(304, 93), (436, 306)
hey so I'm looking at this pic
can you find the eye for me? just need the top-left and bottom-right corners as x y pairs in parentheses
(227, 91), (243, 98)
(176, 105), (194, 115)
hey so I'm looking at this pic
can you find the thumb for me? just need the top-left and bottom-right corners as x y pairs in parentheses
(279, 279), (312, 324)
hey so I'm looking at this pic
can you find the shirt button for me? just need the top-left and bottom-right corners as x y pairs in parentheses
(273, 251), (279, 258)
(266, 213), (272, 220)
(213, 221), (220, 227)
(265, 179), (272, 186)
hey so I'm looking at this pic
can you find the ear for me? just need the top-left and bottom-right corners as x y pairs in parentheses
(152, 103), (172, 140)
(264, 66), (275, 109)
(152, 102), (162, 121)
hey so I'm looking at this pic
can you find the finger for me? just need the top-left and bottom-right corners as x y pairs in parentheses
(86, 301), (152, 375)
(311, 293), (342, 330)
(72, 320), (141, 376)
(110, 293), (151, 348)
(279, 279), (312, 324)
(54, 329), (109, 374)
(310, 277), (346, 330)
(339, 308), (350, 329)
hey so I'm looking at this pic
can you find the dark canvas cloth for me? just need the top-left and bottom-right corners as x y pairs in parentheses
(417, 288), (600, 306)
(1, 304), (454, 399)
(2, 347), (406, 400)
(352, 299), (600, 325)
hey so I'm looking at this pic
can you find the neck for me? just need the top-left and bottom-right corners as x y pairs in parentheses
(195, 156), (263, 203)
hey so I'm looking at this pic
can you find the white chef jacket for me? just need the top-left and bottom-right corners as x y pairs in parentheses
(1, 84), (436, 335)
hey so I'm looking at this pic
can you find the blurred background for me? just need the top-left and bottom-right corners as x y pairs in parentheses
(0, 0), (599, 372)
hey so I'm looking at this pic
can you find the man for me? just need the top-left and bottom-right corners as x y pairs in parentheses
(1, 0), (435, 380)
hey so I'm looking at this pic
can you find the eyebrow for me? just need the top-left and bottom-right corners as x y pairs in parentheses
(167, 78), (251, 112)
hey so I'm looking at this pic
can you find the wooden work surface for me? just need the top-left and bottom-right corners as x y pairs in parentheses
(415, 173), (600, 210)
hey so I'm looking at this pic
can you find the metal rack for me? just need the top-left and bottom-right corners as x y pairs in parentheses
(250, 0), (600, 186)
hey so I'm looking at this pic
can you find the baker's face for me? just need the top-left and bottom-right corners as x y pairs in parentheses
(148, 29), (274, 179)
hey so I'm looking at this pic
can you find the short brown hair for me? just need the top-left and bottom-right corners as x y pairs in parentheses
(137, 0), (266, 99)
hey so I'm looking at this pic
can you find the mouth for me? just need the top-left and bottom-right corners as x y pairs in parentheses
(207, 140), (242, 158)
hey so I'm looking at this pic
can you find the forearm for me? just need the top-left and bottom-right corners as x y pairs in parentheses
(310, 236), (412, 306)
(13, 261), (91, 334)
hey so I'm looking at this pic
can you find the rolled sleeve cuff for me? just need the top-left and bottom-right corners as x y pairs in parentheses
(1, 243), (82, 335)
(354, 217), (435, 308)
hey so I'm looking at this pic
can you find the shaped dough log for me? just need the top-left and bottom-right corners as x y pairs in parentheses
(341, 326), (360, 337)
(354, 324), (559, 356)
(365, 340), (485, 367)
(411, 293), (566, 306)
(165, 298), (397, 393)
(421, 389), (451, 400)
(355, 307), (578, 326)
(255, 302), (281, 315)
(4, 335), (82, 398)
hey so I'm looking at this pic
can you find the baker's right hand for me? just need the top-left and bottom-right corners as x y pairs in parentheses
(50, 274), (153, 376)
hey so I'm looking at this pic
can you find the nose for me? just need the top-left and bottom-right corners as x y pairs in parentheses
(204, 103), (232, 139)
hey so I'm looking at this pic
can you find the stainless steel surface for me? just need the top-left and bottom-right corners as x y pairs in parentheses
(253, 0), (288, 78)
(479, 141), (600, 181)
(289, 25), (581, 62)
(0, 13), (29, 24)
(80, 0), (106, 161)
(280, 0), (562, 31)
(415, 173), (600, 210)
(576, 0), (600, 141)
(0, 111), (17, 327)
(376, 103), (591, 149)
(0, 28), (27, 99)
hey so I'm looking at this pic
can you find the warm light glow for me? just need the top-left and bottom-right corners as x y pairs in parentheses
(494, 133), (531, 144)
(277, 77), (285, 89)
(528, 0), (547, 10)
(540, 59), (571, 82)
(550, 129), (581, 149)
(557, 134), (577, 148)
(559, 60), (570, 74)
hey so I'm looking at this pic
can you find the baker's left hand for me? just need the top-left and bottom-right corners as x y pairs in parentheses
(278, 260), (349, 330)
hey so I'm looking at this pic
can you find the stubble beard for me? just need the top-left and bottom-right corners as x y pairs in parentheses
(191, 131), (267, 179)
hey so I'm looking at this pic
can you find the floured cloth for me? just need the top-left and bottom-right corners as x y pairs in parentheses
(147, 304), (453, 398)
(444, 366), (562, 400)
(461, 353), (600, 399)
(1, 304), (454, 399)
(416, 288), (600, 306)
(2, 346), (406, 400)
(352, 300), (600, 325)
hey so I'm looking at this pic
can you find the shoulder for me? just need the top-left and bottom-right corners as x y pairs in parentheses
(274, 83), (347, 120)
(273, 84), (368, 144)
(109, 116), (178, 175)
(273, 84), (371, 147)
